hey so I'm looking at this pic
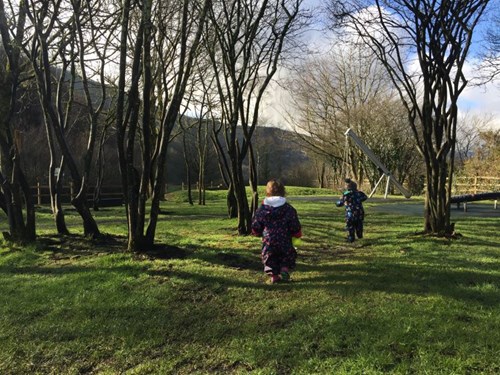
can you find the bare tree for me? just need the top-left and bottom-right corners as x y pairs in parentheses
(285, 47), (419, 190)
(329, 0), (490, 235)
(455, 112), (494, 170)
(178, 101), (197, 206)
(204, 0), (306, 234)
(210, 111), (237, 217)
(0, 0), (36, 241)
(181, 63), (217, 206)
(285, 55), (346, 176)
(480, 11), (500, 84)
(115, 0), (210, 251)
(23, 0), (116, 237)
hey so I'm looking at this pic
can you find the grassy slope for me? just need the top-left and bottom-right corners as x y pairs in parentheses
(0, 189), (499, 374)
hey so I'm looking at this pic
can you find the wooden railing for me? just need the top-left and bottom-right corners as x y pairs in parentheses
(452, 176), (500, 195)
(32, 183), (123, 206)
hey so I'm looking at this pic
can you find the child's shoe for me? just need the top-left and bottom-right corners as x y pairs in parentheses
(269, 274), (281, 284)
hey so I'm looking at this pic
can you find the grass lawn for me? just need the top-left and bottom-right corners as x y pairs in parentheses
(0, 188), (499, 374)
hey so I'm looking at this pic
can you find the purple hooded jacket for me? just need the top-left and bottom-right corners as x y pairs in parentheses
(251, 196), (302, 253)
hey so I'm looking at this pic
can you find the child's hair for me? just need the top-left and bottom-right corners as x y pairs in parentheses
(266, 179), (286, 197)
(345, 178), (357, 191)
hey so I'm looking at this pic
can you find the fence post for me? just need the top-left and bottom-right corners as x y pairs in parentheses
(37, 181), (41, 205)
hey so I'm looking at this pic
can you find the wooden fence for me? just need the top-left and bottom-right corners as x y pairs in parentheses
(452, 176), (500, 195)
(451, 176), (499, 211)
(32, 183), (123, 206)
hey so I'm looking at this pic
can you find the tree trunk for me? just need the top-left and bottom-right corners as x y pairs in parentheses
(187, 171), (193, 206)
(0, 2), (35, 243)
(248, 142), (259, 214)
(18, 171), (36, 241)
(233, 160), (251, 235)
(71, 193), (101, 238)
(182, 132), (194, 205)
(93, 125), (108, 211)
(316, 161), (326, 188)
(423, 157), (452, 235)
(50, 160), (69, 235)
(0, 168), (35, 242)
(226, 184), (238, 219)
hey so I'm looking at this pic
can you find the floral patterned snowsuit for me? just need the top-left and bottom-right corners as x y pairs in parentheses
(336, 189), (368, 242)
(251, 197), (302, 276)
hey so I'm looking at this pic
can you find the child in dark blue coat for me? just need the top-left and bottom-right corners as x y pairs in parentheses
(336, 179), (368, 243)
(252, 180), (302, 283)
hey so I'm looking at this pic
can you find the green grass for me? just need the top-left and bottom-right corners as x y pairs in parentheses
(0, 189), (499, 374)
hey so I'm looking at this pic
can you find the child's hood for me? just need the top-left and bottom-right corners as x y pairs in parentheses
(260, 196), (289, 218)
(263, 196), (286, 207)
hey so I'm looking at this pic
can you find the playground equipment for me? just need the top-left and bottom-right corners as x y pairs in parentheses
(450, 192), (500, 212)
(344, 128), (412, 199)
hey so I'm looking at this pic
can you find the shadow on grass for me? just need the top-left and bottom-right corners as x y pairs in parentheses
(135, 244), (192, 260)
(1, 244), (498, 310)
(137, 237), (500, 307)
(38, 233), (127, 256)
(2, 228), (498, 308)
(296, 260), (500, 307)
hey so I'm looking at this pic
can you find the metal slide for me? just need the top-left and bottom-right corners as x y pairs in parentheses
(345, 128), (412, 199)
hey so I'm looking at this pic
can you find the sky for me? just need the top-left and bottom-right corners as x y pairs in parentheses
(458, 61), (500, 129)
(262, 0), (500, 130)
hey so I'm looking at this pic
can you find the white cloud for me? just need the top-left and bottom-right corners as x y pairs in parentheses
(458, 61), (500, 130)
(262, 43), (500, 131)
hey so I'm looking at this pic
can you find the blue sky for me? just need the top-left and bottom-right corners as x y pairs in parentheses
(263, 0), (500, 130)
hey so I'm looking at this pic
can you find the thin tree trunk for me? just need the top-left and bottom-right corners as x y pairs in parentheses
(51, 159), (69, 235)
(248, 142), (259, 214)
(93, 130), (107, 211)
(183, 132), (194, 205)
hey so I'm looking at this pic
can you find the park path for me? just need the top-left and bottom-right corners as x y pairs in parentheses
(290, 196), (499, 218)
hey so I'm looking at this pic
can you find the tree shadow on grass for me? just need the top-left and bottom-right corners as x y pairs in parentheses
(36, 233), (127, 260)
(134, 244), (192, 260)
(36, 233), (198, 262)
(295, 255), (500, 307)
(3, 228), (499, 308)
(160, 243), (263, 272)
(2, 242), (498, 309)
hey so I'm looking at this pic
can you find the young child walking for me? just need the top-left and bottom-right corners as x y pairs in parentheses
(335, 178), (368, 243)
(252, 180), (302, 284)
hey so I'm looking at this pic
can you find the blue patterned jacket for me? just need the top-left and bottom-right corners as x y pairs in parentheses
(336, 190), (368, 221)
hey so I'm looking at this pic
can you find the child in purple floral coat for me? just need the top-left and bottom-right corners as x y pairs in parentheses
(252, 180), (302, 284)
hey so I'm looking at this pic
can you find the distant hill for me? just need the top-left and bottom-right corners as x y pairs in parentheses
(165, 125), (317, 187)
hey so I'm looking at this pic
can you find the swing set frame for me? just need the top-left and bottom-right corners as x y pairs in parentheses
(344, 128), (411, 199)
